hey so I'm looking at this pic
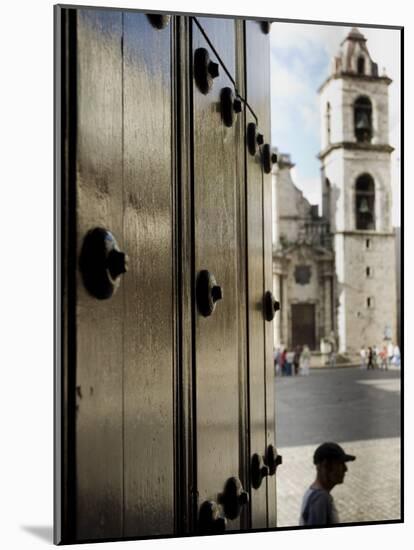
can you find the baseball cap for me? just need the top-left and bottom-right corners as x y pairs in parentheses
(313, 442), (356, 464)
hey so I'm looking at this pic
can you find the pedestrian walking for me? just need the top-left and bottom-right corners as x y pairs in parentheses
(380, 345), (388, 370)
(328, 335), (336, 368)
(367, 346), (374, 369)
(293, 346), (301, 376)
(286, 349), (295, 376)
(392, 345), (401, 367)
(372, 345), (378, 369)
(300, 345), (311, 376)
(299, 442), (356, 526)
(274, 347), (279, 376)
(387, 341), (394, 368)
(359, 346), (366, 369)
(280, 348), (287, 376)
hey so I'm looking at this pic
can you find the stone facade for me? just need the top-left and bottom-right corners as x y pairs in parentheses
(272, 28), (397, 357)
(272, 155), (334, 352)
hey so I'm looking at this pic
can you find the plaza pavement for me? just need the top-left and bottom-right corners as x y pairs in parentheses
(274, 367), (401, 527)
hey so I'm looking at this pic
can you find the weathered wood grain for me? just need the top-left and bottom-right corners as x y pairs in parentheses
(75, 8), (124, 540)
(123, 12), (174, 537)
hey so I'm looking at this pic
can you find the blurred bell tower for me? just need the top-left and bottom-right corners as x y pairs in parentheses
(318, 27), (397, 354)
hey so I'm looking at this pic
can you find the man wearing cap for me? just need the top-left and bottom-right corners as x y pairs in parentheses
(299, 442), (356, 526)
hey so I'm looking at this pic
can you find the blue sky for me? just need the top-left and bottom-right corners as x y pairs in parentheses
(270, 23), (401, 225)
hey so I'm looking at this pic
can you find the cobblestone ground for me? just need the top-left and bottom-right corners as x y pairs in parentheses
(274, 367), (401, 527)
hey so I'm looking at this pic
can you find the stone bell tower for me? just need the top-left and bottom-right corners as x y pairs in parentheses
(318, 27), (397, 354)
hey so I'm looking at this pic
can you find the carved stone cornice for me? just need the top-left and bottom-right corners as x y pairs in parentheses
(318, 141), (394, 160)
(318, 72), (392, 94)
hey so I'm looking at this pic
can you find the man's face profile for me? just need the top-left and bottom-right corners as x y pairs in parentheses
(319, 459), (348, 487)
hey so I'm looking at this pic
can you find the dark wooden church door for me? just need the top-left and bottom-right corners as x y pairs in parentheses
(56, 6), (279, 544)
(291, 303), (316, 350)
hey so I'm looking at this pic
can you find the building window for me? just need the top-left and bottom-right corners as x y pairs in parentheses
(356, 174), (375, 230)
(323, 178), (331, 222)
(366, 266), (373, 278)
(354, 96), (373, 143)
(326, 102), (331, 143)
(366, 238), (371, 249)
(357, 56), (365, 75)
(294, 265), (312, 285)
(367, 297), (375, 308)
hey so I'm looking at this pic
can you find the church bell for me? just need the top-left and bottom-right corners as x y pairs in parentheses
(356, 111), (370, 130)
(358, 197), (370, 213)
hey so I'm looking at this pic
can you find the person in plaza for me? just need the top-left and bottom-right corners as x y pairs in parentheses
(372, 345), (378, 368)
(367, 346), (374, 369)
(387, 341), (394, 368)
(328, 333), (336, 368)
(299, 442), (356, 526)
(286, 349), (295, 376)
(359, 345), (366, 369)
(280, 347), (287, 376)
(380, 345), (388, 370)
(392, 344), (401, 367)
(329, 348), (336, 368)
(293, 346), (301, 376)
(300, 345), (311, 376)
(274, 346), (279, 376)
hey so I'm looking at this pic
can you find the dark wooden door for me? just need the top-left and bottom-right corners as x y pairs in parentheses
(74, 9), (124, 540)
(192, 17), (246, 532)
(122, 12), (174, 538)
(291, 303), (316, 350)
(57, 7), (276, 543)
(63, 8), (175, 542)
(245, 20), (277, 529)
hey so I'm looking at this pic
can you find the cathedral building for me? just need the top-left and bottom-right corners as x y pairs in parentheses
(273, 27), (397, 357)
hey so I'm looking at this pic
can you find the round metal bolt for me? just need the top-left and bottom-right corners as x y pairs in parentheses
(194, 48), (218, 94)
(80, 227), (127, 300)
(261, 464), (270, 477)
(247, 122), (258, 155)
(214, 517), (227, 532)
(220, 87), (238, 127)
(260, 21), (272, 34)
(196, 270), (223, 316)
(262, 143), (273, 174)
(265, 444), (282, 476)
(199, 500), (227, 534)
(233, 98), (242, 113)
(146, 14), (171, 29)
(264, 290), (280, 321)
(219, 477), (249, 520)
(211, 285), (223, 302)
(107, 250), (128, 279)
(256, 133), (264, 146)
(208, 61), (220, 79)
(251, 453), (270, 489)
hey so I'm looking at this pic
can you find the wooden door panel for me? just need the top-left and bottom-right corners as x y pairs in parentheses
(192, 23), (243, 531)
(75, 9), (124, 540)
(59, 8), (274, 541)
(122, 12), (174, 537)
(245, 20), (270, 125)
(245, 109), (267, 528)
(73, 9), (175, 541)
(245, 20), (276, 527)
(195, 17), (236, 78)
